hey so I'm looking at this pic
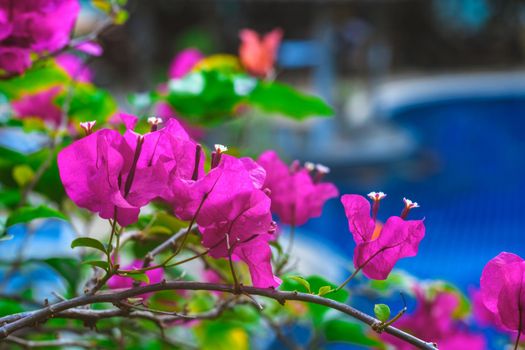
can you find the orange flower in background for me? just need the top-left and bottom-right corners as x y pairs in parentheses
(239, 28), (283, 77)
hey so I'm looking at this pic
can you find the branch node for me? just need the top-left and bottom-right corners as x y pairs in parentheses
(371, 320), (385, 333)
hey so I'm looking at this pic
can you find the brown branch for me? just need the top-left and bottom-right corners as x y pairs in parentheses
(4, 335), (92, 348)
(142, 228), (186, 267)
(0, 281), (437, 350)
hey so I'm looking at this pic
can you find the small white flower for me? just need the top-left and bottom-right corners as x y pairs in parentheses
(79, 121), (96, 134)
(214, 144), (228, 153)
(304, 162), (315, 171)
(147, 117), (163, 125)
(80, 120), (96, 130)
(315, 163), (330, 174)
(403, 197), (420, 209)
(367, 191), (387, 201)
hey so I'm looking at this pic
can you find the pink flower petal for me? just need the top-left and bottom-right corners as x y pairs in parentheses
(74, 41), (103, 56)
(168, 48), (203, 79)
(258, 150), (339, 226)
(239, 28), (282, 77)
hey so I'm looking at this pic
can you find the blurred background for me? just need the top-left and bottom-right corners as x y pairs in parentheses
(80, 0), (525, 291)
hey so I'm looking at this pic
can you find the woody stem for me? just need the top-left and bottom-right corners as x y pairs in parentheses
(334, 247), (387, 292)
(335, 266), (362, 292)
(225, 233), (240, 292)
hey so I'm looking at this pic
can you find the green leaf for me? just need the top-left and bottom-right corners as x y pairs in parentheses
(167, 71), (253, 125)
(143, 212), (186, 235)
(114, 9), (129, 24)
(83, 260), (109, 270)
(55, 83), (117, 125)
(288, 276), (311, 293)
(193, 54), (243, 74)
(126, 297), (143, 304)
(0, 299), (25, 317)
(196, 321), (249, 350)
(0, 63), (69, 100)
(268, 240), (283, 256)
(0, 190), (21, 209)
(6, 205), (67, 228)
(12, 164), (35, 187)
(323, 319), (384, 348)
(280, 275), (349, 326)
(249, 81), (333, 120)
(0, 145), (65, 204)
(318, 285), (333, 296)
(374, 304), (391, 322)
(92, 0), (111, 13)
(71, 237), (107, 253)
(122, 272), (149, 284)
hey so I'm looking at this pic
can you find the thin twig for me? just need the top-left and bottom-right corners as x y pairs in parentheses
(142, 228), (186, 267)
(4, 335), (92, 348)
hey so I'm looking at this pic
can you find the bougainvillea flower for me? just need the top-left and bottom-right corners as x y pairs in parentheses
(11, 86), (62, 126)
(480, 252), (525, 333)
(382, 288), (486, 350)
(471, 289), (502, 329)
(166, 150), (280, 288)
(239, 28), (282, 77)
(233, 233), (281, 288)
(0, 47), (32, 76)
(257, 150), (338, 226)
(74, 41), (103, 57)
(0, 0), (80, 76)
(168, 48), (204, 79)
(58, 115), (199, 226)
(56, 54), (93, 82)
(341, 193), (425, 280)
(108, 260), (164, 298)
(167, 151), (260, 221)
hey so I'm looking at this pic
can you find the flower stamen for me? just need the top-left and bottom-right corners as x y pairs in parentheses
(80, 121), (96, 136)
(191, 144), (202, 181)
(401, 197), (419, 219)
(147, 117), (162, 132)
(314, 163), (330, 183)
(211, 144), (228, 169)
(368, 191), (387, 222)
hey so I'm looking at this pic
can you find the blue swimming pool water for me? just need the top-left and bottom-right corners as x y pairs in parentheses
(303, 97), (525, 291)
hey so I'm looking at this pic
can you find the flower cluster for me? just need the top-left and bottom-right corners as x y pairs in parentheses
(0, 0), (80, 77)
(383, 287), (486, 349)
(163, 147), (280, 288)
(341, 193), (425, 279)
(257, 150), (339, 226)
(58, 113), (199, 226)
(58, 115), (428, 289)
(58, 116), (280, 287)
